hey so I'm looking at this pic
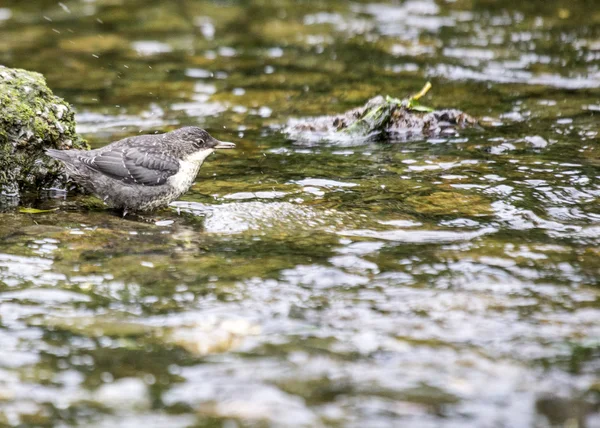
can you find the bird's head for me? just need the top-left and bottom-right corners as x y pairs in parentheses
(174, 126), (236, 161)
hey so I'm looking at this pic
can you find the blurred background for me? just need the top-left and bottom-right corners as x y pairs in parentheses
(0, 0), (599, 427)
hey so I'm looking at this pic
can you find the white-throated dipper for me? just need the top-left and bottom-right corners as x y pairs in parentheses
(46, 126), (235, 213)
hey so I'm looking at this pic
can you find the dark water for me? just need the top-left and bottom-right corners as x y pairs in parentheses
(0, 0), (599, 426)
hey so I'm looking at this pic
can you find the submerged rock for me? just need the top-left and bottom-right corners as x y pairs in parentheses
(0, 65), (88, 197)
(285, 86), (477, 144)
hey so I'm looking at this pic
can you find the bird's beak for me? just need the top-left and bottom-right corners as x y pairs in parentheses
(214, 140), (236, 149)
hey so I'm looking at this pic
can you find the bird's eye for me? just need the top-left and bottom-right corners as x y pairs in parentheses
(192, 139), (205, 149)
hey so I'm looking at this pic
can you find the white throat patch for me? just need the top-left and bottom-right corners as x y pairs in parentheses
(184, 149), (215, 164)
(167, 149), (215, 193)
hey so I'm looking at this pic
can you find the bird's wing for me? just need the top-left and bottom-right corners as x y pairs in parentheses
(78, 146), (180, 186)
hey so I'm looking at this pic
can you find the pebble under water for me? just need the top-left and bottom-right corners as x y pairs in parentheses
(0, 0), (599, 426)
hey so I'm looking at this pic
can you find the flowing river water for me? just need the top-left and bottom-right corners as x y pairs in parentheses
(0, 0), (599, 426)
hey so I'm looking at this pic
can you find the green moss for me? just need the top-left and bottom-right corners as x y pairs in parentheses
(0, 66), (89, 196)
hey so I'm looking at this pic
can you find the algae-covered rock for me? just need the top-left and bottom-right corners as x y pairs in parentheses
(285, 84), (477, 144)
(0, 65), (88, 197)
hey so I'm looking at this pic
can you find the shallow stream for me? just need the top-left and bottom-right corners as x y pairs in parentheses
(0, 0), (599, 426)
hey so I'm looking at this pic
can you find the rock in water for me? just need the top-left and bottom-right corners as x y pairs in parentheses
(285, 93), (477, 144)
(0, 65), (88, 198)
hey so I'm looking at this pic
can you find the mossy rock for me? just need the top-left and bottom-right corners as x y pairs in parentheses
(285, 89), (477, 143)
(0, 65), (88, 197)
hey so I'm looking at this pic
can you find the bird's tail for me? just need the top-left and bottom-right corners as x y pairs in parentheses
(46, 149), (76, 163)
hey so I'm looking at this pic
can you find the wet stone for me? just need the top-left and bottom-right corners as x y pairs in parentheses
(285, 94), (477, 144)
(0, 66), (88, 198)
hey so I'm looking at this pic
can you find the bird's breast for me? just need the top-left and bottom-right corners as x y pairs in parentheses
(167, 159), (202, 193)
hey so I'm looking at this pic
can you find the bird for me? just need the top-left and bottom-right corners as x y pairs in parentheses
(46, 126), (235, 214)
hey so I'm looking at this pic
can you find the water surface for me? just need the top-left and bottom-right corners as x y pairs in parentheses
(0, 0), (599, 426)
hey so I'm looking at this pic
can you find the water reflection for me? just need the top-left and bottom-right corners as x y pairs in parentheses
(0, 0), (599, 426)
